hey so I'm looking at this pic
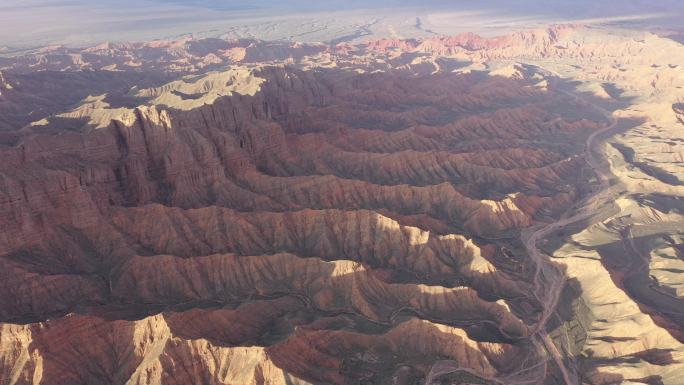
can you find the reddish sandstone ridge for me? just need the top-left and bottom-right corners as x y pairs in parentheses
(0, 56), (601, 384)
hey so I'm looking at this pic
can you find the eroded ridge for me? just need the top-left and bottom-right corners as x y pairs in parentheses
(0, 59), (607, 385)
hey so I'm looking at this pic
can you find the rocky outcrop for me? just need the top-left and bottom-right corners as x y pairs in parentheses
(0, 310), (526, 385)
(674, 103), (684, 125)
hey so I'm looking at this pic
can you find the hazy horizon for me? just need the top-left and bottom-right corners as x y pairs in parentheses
(2, 0), (684, 50)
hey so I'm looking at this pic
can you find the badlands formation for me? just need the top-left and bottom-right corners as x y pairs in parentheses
(0, 25), (683, 385)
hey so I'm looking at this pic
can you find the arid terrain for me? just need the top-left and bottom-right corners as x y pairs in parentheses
(0, 20), (683, 385)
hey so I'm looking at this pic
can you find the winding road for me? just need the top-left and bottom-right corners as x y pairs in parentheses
(423, 79), (620, 385)
(520, 87), (618, 385)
